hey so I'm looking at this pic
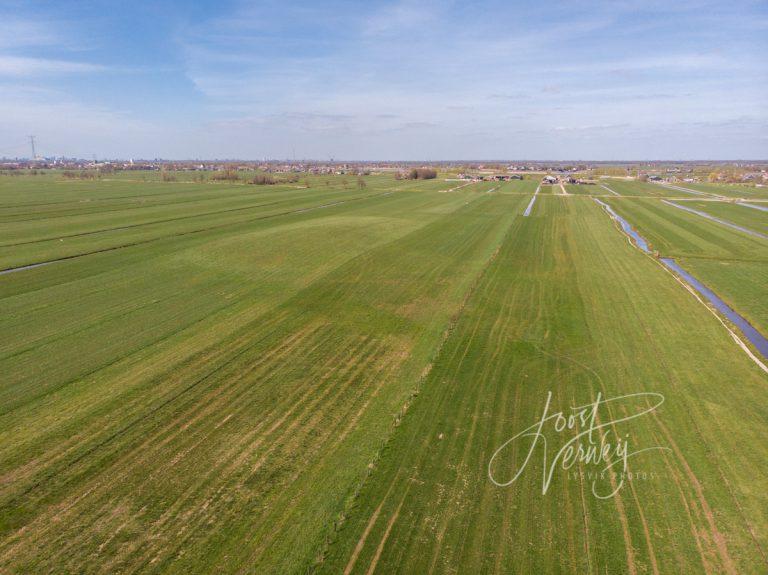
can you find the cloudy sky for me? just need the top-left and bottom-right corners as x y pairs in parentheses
(1, 0), (766, 160)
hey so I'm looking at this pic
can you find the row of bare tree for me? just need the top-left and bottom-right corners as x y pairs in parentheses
(395, 168), (437, 180)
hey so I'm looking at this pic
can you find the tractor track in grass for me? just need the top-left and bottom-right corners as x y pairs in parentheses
(0, 305), (313, 513)
(0, 185), (311, 223)
(591, 192), (768, 568)
(626, 464), (660, 575)
(0, 190), (396, 274)
(0, 188), (364, 248)
(653, 414), (738, 574)
(316, 198), (518, 575)
(344, 495), (388, 575)
(0, 182), (253, 210)
(1, 192), (524, 573)
(365, 498), (405, 575)
(531, 344), (642, 575)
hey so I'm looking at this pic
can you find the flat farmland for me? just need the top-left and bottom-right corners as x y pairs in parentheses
(0, 175), (525, 572)
(1, 174), (767, 574)
(671, 200), (768, 236)
(604, 196), (768, 337)
(673, 181), (768, 200)
(0, 175), (449, 269)
(321, 195), (768, 574)
(597, 179), (694, 198)
(496, 178), (539, 195)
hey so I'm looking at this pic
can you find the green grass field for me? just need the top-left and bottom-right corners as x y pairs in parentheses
(673, 181), (768, 200)
(604, 196), (768, 337)
(322, 196), (768, 574)
(673, 200), (768, 235)
(1, 173), (766, 574)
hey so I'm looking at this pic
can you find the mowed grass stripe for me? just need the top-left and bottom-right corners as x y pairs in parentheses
(0, 191), (526, 573)
(0, 187), (394, 269)
(0, 186), (347, 240)
(678, 200), (768, 236)
(604, 196), (768, 337)
(320, 196), (768, 574)
(0, 188), (479, 413)
(0, 173), (400, 209)
(0, 174), (419, 242)
(0, 182), (310, 222)
(0, 177), (488, 269)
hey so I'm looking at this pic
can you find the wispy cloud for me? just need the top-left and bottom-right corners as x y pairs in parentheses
(363, 0), (437, 36)
(0, 17), (59, 49)
(0, 55), (106, 76)
(550, 53), (741, 75)
(553, 123), (631, 132)
(2, 0), (766, 158)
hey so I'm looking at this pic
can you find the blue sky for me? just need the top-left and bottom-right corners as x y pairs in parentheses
(1, 0), (766, 159)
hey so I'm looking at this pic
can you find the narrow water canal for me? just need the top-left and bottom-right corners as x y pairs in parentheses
(594, 198), (768, 361)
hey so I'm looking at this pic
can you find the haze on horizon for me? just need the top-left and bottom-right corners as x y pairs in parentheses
(1, 0), (766, 161)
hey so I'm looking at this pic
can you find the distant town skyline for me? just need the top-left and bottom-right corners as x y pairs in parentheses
(1, 0), (766, 160)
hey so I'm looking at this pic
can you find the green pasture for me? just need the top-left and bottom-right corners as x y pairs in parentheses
(0, 174), (765, 574)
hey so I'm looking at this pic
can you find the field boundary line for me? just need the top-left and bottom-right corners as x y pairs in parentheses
(439, 181), (473, 193)
(0, 190), (397, 275)
(593, 199), (768, 375)
(653, 182), (723, 199)
(600, 184), (620, 196)
(312, 197), (521, 573)
(738, 202), (768, 212)
(0, 187), (368, 248)
(661, 200), (768, 240)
